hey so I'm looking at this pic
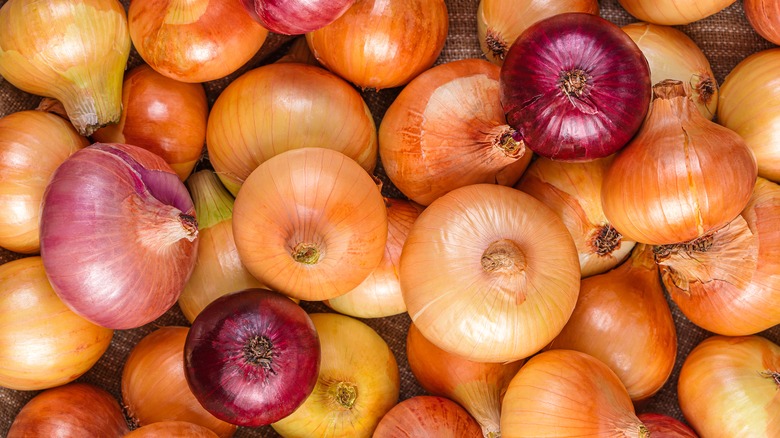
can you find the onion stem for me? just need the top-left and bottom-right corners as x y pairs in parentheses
(481, 239), (525, 273)
(592, 225), (622, 256)
(242, 335), (277, 375)
(559, 69), (590, 97)
(485, 28), (507, 61)
(330, 381), (358, 410)
(292, 243), (321, 264)
(759, 370), (780, 387)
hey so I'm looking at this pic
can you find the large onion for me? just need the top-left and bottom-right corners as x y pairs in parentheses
(239, 0), (355, 35)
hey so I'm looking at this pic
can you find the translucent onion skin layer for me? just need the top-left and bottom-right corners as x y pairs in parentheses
(499, 12), (651, 161)
(239, 0), (355, 35)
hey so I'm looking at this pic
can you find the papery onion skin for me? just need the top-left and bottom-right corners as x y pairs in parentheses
(401, 183), (580, 363)
(232, 148), (387, 301)
(128, 0), (269, 83)
(305, 0), (449, 90)
(477, 0), (599, 65)
(379, 58), (531, 206)
(92, 63), (208, 181)
(124, 421), (219, 438)
(637, 413), (698, 438)
(207, 62), (377, 196)
(40, 142), (199, 329)
(718, 48), (780, 182)
(184, 289), (320, 428)
(617, 0), (736, 25)
(501, 349), (649, 438)
(499, 12), (651, 161)
(655, 177), (780, 336)
(516, 156), (635, 278)
(239, 0), (355, 35)
(0, 257), (113, 391)
(548, 244), (677, 403)
(0, 110), (88, 254)
(744, 0), (780, 45)
(601, 80), (757, 245)
(678, 335), (780, 437)
(271, 312), (400, 438)
(373, 396), (483, 438)
(622, 22), (718, 120)
(0, 0), (130, 136)
(7, 382), (129, 438)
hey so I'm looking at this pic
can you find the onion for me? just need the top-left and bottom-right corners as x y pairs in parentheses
(373, 396), (483, 437)
(324, 198), (422, 318)
(206, 62), (377, 196)
(184, 289), (320, 427)
(622, 22), (718, 120)
(239, 0), (355, 35)
(401, 183), (580, 363)
(501, 349), (648, 437)
(499, 12), (651, 161)
(718, 48), (780, 182)
(548, 244), (677, 403)
(406, 322), (524, 438)
(477, 0), (598, 65)
(744, 0), (780, 45)
(637, 413), (698, 438)
(678, 335), (780, 437)
(92, 63), (208, 181)
(617, 0), (736, 25)
(127, 0), (269, 83)
(0, 0), (130, 136)
(122, 326), (237, 437)
(379, 58), (532, 206)
(305, 0), (449, 90)
(39, 142), (199, 329)
(232, 148), (387, 301)
(655, 177), (780, 336)
(271, 312), (400, 438)
(125, 421), (219, 438)
(516, 156), (635, 278)
(602, 80), (757, 245)
(0, 110), (88, 254)
(7, 382), (129, 437)
(0, 257), (113, 391)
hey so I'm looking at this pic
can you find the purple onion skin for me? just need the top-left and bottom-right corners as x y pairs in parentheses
(184, 288), (321, 427)
(239, 0), (355, 35)
(40, 143), (198, 329)
(499, 12), (651, 161)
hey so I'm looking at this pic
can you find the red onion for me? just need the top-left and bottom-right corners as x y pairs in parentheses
(240, 0), (355, 35)
(184, 288), (320, 427)
(637, 413), (698, 437)
(499, 12), (651, 161)
(39, 142), (198, 329)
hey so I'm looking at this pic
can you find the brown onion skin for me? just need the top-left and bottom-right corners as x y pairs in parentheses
(92, 64), (208, 181)
(637, 413), (698, 438)
(124, 421), (219, 437)
(745, 0), (780, 45)
(373, 396), (483, 438)
(7, 382), (129, 438)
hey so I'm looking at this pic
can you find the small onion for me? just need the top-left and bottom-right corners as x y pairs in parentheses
(125, 421), (219, 438)
(239, 0), (355, 35)
(617, 0), (736, 25)
(373, 396), (483, 438)
(744, 0), (780, 45)
(499, 12), (651, 161)
(637, 413), (698, 438)
(40, 143), (199, 329)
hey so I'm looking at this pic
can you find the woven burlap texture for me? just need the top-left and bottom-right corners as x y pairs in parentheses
(0, 0), (778, 436)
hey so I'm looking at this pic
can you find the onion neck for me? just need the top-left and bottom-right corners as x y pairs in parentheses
(494, 126), (526, 159)
(135, 197), (199, 249)
(329, 381), (358, 410)
(186, 170), (234, 230)
(559, 68), (591, 98)
(760, 370), (780, 388)
(292, 243), (321, 265)
(481, 239), (527, 303)
(485, 28), (508, 61)
(243, 335), (277, 374)
(590, 224), (622, 257)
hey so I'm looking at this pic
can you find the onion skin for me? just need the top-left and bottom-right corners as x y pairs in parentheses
(379, 58), (531, 206)
(678, 335), (780, 437)
(92, 63), (208, 181)
(501, 349), (649, 438)
(122, 326), (237, 437)
(744, 0), (780, 45)
(637, 413), (698, 438)
(128, 0), (269, 83)
(125, 421), (219, 437)
(499, 13), (651, 161)
(7, 382), (129, 438)
(40, 142), (199, 329)
(0, 257), (113, 391)
(373, 396), (483, 438)
(305, 0), (449, 90)
(617, 0), (736, 25)
(0, 110), (88, 254)
(239, 0), (355, 35)
(0, 0), (130, 136)
(548, 244), (677, 403)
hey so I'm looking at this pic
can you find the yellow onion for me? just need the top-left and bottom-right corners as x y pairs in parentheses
(477, 0), (598, 65)
(401, 183), (580, 363)
(744, 0), (780, 45)
(622, 22), (718, 119)
(0, 0), (131, 136)
(177, 170), (264, 323)
(617, 0), (736, 25)
(655, 177), (780, 336)
(373, 396), (483, 438)
(516, 156), (635, 278)
(718, 48), (780, 182)
(0, 110), (88, 254)
(0, 257), (113, 391)
(271, 312), (400, 438)
(602, 79), (757, 245)
(678, 335), (780, 437)
(206, 62), (377, 196)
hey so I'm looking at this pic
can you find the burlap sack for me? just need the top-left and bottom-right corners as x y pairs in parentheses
(0, 0), (778, 436)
